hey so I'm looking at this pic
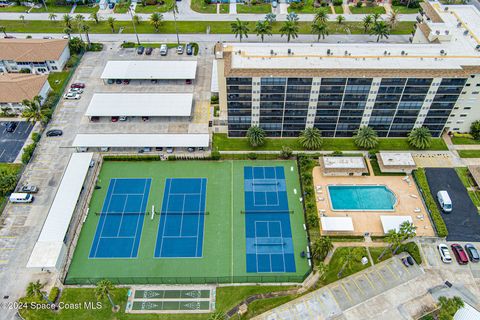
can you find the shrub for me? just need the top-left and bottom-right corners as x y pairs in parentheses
(247, 152), (258, 160)
(470, 120), (480, 140)
(87, 43), (104, 52)
(397, 242), (422, 264)
(48, 287), (60, 302)
(211, 150), (221, 160)
(22, 142), (37, 164)
(333, 0), (342, 5)
(289, 1), (304, 9)
(280, 146), (293, 159)
(210, 95), (219, 104)
(413, 169), (448, 237)
(145, 0), (157, 5)
(122, 41), (135, 48)
(356, 1), (362, 7)
(307, 213), (319, 227)
(31, 132), (41, 143)
(0, 169), (19, 196)
(103, 155), (161, 161)
(19, 68), (31, 73)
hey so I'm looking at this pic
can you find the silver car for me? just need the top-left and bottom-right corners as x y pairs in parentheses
(160, 44), (168, 56)
(438, 244), (452, 263)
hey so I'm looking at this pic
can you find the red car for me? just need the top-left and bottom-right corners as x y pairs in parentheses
(451, 244), (469, 265)
(111, 116), (119, 122)
(71, 82), (85, 89)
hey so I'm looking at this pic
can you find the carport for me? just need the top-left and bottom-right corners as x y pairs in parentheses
(72, 133), (209, 151)
(85, 93), (193, 119)
(425, 168), (480, 242)
(100, 61), (197, 82)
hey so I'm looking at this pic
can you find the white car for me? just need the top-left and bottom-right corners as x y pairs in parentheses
(68, 88), (83, 94)
(119, 116), (127, 121)
(64, 92), (80, 100)
(438, 244), (452, 263)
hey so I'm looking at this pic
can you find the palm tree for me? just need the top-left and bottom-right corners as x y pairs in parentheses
(408, 127), (432, 149)
(22, 96), (48, 124)
(314, 262), (329, 281)
(107, 17), (116, 33)
(399, 221), (417, 241)
(299, 128), (323, 150)
(95, 280), (119, 312)
(0, 26), (6, 37)
(336, 15), (345, 24)
(363, 14), (373, 32)
(26, 281), (54, 306)
(133, 14), (141, 25)
(246, 126), (266, 147)
(90, 12), (100, 24)
(254, 20), (272, 42)
(438, 296), (464, 319)
(231, 18), (249, 42)
(311, 21), (329, 41)
(353, 126), (379, 149)
(81, 24), (91, 48)
(372, 12), (381, 23)
(149, 13), (163, 33)
(311, 237), (333, 262)
(280, 20), (299, 42)
(128, 7), (140, 45)
(370, 21), (390, 42)
(63, 14), (72, 28)
(63, 27), (73, 40)
(48, 13), (57, 22)
(265, 13), (276, 24)
(19, 15), (25, 24)
(168, 2), (180, 44)
(74, 14), (85, 41)
(314, 8), (328, 24)
(388, 9), (400, 29)
(337, 247), (364, 278)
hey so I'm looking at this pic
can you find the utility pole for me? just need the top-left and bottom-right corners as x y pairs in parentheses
(128, 7), (140, 45)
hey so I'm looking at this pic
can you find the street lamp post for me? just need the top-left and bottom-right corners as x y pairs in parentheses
(128, 7), (140, 45)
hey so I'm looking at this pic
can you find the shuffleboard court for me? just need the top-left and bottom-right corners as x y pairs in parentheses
(244, 166), (296, 273)
(89, 178), (151, 258)
(134, 289), (210, 299)
(131, 300), (210, 311)
(154, 178), (207, 258)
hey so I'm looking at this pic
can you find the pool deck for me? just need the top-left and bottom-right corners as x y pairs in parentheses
(313, 159), (435, 237)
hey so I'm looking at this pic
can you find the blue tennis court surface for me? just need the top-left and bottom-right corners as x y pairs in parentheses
(154, 178), (207, 258)
(89, 178), (151, 259)
(244, 167), (296, 273)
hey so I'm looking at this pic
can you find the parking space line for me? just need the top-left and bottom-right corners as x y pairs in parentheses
(352, 279), (365, 296)
(362, 274), (376, 289)
(0, 236), (17, 239)
(374, 270), (387, 284)
(340, 283), (353, 302)
(328, 288), (341, 306)
(386, 264), (400, 280)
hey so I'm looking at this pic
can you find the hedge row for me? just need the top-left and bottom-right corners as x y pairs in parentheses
(103, 155), (161, 161)
(21, 142), (38, 164)
(413, 168), (448, 237)
(297, 154), (321, 242)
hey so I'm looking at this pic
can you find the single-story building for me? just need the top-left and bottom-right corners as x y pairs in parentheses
(320, 217), (354, 234)
(0, 38), (70, 74)
(27, 153), (93, 272)
(100, 61), (197, 82)
(380, 215), (413, 234)
(72, 133), (209, 152)
(320, 156), (368, 176)
(0, 73), (51, 114)
(376, 152), (416, 174)
(85, 93), (193, 119)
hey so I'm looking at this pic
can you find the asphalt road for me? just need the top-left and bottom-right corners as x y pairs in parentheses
(0, 121), (33, 163)
(425, 168), (480, 242)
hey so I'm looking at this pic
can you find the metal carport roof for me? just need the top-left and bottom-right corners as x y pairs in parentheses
(100, 60), (197, 80)
(72, 134), (209, 148)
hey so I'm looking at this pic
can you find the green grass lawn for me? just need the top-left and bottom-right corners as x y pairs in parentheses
(322, 247), (371, 285)
(451, 135), (480, 145)
(114, 3), (129, 13)
(190, 0), (217, 13)
(47, 71), (70, 93)
(213, 133), (448, 152)
(369, 158), (406, 176)
(0, 19), (416, 35)
(220, 4), (229, 13)
(392, 4), (419, 13)
(349, 5), (386, 14)
(287, 0), (316, 13)
(66, 160), (309, 285)
(74, 5), (99, 13)
(237, 3), (271, 14)
(455, 167), (480, 209)
(31, 4), (72, 13)
(334, 5), (343, 13)
(0, 163), (22, 210)
(0, 5), (31, 12)
(135, 0), (173, 13)
(458, 150), (480, 158)
(368, 247), (392, 263)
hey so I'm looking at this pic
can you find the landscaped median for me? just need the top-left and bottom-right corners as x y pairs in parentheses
(0, 20), (416, 35)
(457, 150), (480, 158)
(213, 133), (448, 152)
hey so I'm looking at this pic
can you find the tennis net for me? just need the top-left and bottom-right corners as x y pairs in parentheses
(95, 211), (210, 216)
(240, 210), (293, 214)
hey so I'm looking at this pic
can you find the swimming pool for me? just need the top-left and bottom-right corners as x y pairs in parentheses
(327, 185), (397, 211)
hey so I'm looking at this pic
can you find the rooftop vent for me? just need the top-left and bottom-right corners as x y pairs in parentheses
(475, 45), (480, 51)
(445, 30), (449, 35)
(344, 50), (348, 56)
(401, 50), (406, 56)
(435, 30), (440, 35)
(440, 49), (447, 56)
(270, 49), (274, 55)
(464, 30), (469, 36)
(288, 48), (292, 55)
(457, 22), (462, 27)
(384, 50), (388, 55)
(444, 6), (449, 11)
(327, 49), (331, 55)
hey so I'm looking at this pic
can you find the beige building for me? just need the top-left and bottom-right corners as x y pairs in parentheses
(0, 73), (51, 114)
(0, 38), (70, 74)
(320, 156), (368, 176)
(376, 152), (416, 174)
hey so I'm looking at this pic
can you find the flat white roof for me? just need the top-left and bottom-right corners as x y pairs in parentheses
(380, 215), (413, 234)
(454, 303), (480, 320)
(100, 60), (197, 80)
(323, 156), (366, 169)
(379, 152), (416, 167)
(72, 134), (209, 148)
(85, 93), (193, 117)
(211, 60), (219, 92)
(27, 152), (93, 269)
(321, 217), (354, 231)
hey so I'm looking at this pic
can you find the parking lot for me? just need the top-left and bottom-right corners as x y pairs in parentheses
(0, 121), (33, 163)
(425, 168), (480, 242)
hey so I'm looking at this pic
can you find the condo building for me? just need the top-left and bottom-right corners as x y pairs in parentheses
(215, 1), (480, 138)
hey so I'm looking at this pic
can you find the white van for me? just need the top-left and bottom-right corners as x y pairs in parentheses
(9, 193), (34, 203)
(437, 190), (452, 213)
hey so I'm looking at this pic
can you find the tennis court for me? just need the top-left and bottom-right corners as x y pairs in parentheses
(244, 166), (296, 273)
(154, 178), (207, 258)
(89, 178), (151, 259)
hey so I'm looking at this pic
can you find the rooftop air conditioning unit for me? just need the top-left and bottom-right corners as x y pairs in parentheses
(457, 22), (462, 27)
(440, 49), (445, 55)
(401, 50), (406, 55)
(288, 48), (292, 55)
(436, 30), (440, 35)
(464, 30), (469, 35)
(327, 49), (331, 55)
(384, 50), (388, 55)
(270, 49), (274, 55)
(344, 50), (348, 55)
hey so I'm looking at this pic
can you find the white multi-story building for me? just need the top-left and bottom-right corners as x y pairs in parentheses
(0, 73), (51, 114)
(215, 1), (480, 138)
(0, 39), (70, 74)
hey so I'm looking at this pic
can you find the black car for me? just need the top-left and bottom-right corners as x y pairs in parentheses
(115, 79), (122, 84)
(406, 256), (414, 266)
(465, 244), (480, 262)
(186, 43), (193, 55)
(137, 46), (145, 55)
(46, 129), (63, 137)
(145, 47), (153, 55)
(5, 121), (17, 133)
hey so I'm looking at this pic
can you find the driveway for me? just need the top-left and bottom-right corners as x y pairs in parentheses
(425, 168), (480, 242)
(0, 121), (33, 163)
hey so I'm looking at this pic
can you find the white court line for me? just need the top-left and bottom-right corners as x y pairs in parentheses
(194, 179), (204, 257)
(116, 195), (130, 237)
(158, 179), (174, 256)
(129, 179), (149, 258)
(99, 236), (136, 239)
(92, 179), (118, 257)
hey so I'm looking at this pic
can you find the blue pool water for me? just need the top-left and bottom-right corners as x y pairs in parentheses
(328, 185), (396, 211)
